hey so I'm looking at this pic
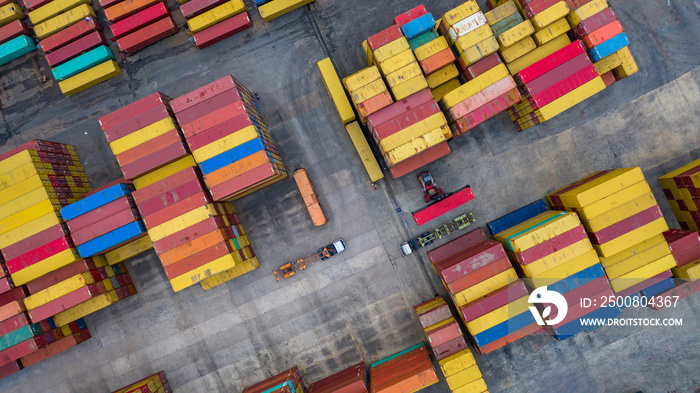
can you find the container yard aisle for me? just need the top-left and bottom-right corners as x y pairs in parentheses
(0, 0), (698, 392)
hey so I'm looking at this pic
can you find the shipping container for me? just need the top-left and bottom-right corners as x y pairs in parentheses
(192, 11), (252, 49)
(117, 17), (178, 55)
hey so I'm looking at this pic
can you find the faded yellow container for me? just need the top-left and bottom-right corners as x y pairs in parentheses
(500, 36), (536, 63)
(58, 59), (120, 96)
(109, 117), (176, 155)
(34, 4), (95, 39)
(187, 0), (245, 33)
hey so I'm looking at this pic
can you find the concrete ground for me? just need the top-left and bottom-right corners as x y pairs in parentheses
(1, 0), (699, 392)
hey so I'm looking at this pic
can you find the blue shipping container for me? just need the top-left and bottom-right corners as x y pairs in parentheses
(0, 35), (36, 66)
(199, 138), (274, 174)
(487, 199), (549, 236)
(52, 46), (114, 81)
(76, 221), (147, 257)
(588, 32), (629, 62)
(60, 183), (132, 221)
(547, 263), (606, 295)
(402, 13), (436, 40)
(473, 310), (536, 347)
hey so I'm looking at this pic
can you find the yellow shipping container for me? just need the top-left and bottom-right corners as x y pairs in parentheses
(672, 261), (700, 281)
(466, 295), (529, 334)
(258, 0), (314, 22)
(384, 126), (449, 166)
(445, 365), (483, 390)
(452, 378), (488, 393)
(34, 4), (95, 39)
(187, 0), (246, 33)
(448, 12), (488, 45)
(522, 239), (593, 277)
(533, 18), (570, 45)
(28, 0), (90, 24)
(0, 212), (62, 246)
(438, 349), (476, 377)
(343, 66), (381, 92)
(193, 125), (258, 162)
(150, 204), (220, 241)
(500, 36), (536, 63)
(453, 269), (518, 307)
(0, 199), (58, 234)
(441, 63), (509, 108)
(133, 156), (197, 189)
(605, 241), (672, 278)
(344, 122), (383, 182)
(414, 36), (449, 62)
(109, 117), (176, 155)
(53, 292), (116, 327)
(598, 234), (666, 268)
(458, 35), (499, 65)
(594, 52), (622, 75)
(484, 0), (518, 25)
(532, 1), (570, 29)
(576, 181), (651, 220)
(568, 0), (608, 27)
(0, 190), (60, 220)
(505, 211), (580, 252)
(525, 249), (599, 288)
(441, 1), (480, 31)
(361, 40), (373, 66)
(431, 78), (461, 102)
(374, 37), (410, 63)
(426, 64), (459, 89)
(614, 46), (639, 79)
(0, 177), (49, 207)
(378, 112), (447, 153)
(317, 58), (356, 125)
(609, 254), (676, 292)
(350, 78), (386, 105)
(594, 218), (669, 257)
(11, 248), (81, 286)
(584, 193), (658, 233)
(105, 235), (153, 265)
(200, 257), (260, 290)
(537, 76), (605, 120)
(59, 60), (121, 96)
(391, 74), (428, 101)
(24, 273), (94, 310)
(386, 62), (422, 88)
(378, 50), (416, 76)
(170, 253), (238, 292)
(0, 3), (23, 26)
(507, 33), (570, 74)
(557, 167), (645, 208)
(454, 24), (493, 55)
(498, 20), (534, 48)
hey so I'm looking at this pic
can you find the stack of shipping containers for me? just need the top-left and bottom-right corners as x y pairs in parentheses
(256, 0), (314, 22)
(0, 1), (35, 66)
(171, 75), (288, 202)
(181, 0), (252, 49)
(242, 366), (306, 393)
(101, 0), (177, 56)
(657, 230), (700, 306)
(30, 0), (121, 95)
(427, 228), (537, 353)
(546, 168), (676, 299)
(368, 343), (438, 392)
(409, 12), (459, 100)
(99, 91), (258, 292)
(111, 371), (172, 393)
(344, 66), (392, 126)
(413, 296), (488, 392)
(307, 363), (368, 393)
(658, 158), (700, 232)
(492, 207), (619, 339)
(293, 169), (326, 227)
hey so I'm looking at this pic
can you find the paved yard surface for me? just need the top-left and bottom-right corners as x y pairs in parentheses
(0, 0), (699, 392)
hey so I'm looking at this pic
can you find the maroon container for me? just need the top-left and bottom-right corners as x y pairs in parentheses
(524, 53), (592, 96)
(99, 92), (171, 131)
(171, 75), (240, 113)
(132, 167), (201, 203)
(116, 130), (183, 167)
(523, 0), (560, 18)
(431, 336), (467, 361)
(71, 209), (141, 244)
(174, 87), (247, 125)
(674, 244), (700, 267)
(26, 259), (97, 294)
(372, 100), (440, 141)
(367, 24), (403, 51)
(515, 225), (588, 265)
(20, 0), (52, 11)
(1, 224), (69, 261)
(528, 65), (598, 109)
(66, 197), (134, 233)
(181, 100), (257, 138)
(186, 113), (259, 151)
(665, 228), (700, 254)
(193, 11), (252, 49)
(117, 16), (178, 55)
(388, 141), (451, 180)
(437, 241), (507, 283)
(46, 31), (107, 67)
(0, 313), (29, 336)
(180, 0), (228, 19)
(120, 140), (189, 180)
(461, 52), (503, 80)
(590, 206), (664, 245)
(367, 89), (432, 132)
(28, 286), (96, 323)
(0, 20), (30, 45)
(38, 17), (101, 53)
(137, 179), (207, 217)
(571, 7), (617, 37)
(110, 3), (170, 40)
(0, 339), (38, 365)
(427, 228), (487, 265)
(142, 193), (211, 229)
(416, 303), (452, 329)
(308, 363), (368, 393)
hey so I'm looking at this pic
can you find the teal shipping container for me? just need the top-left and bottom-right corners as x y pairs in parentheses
(0, 35), (35, 66)
(52, 46), (115, 81)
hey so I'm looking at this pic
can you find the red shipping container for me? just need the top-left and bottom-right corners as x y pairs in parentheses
(26, 259), (97, 294)
(599, 70), (613, 87)
(99, 92), (171, 131)
(180, 0), (228, 19)
(427, 228), (487, 265)
(452, 89), (521, 135)
(529, 66), (598, 109)
(120, 140), (189, 180)
(388, 142), (450, 180)
(515, 225), (588, 265)
(38, 17), (100, 53)
(0, 339), (38, 366)
(0, 361), (20, 379)
(163, 241), (235, 279)
(138, 179), (207, 217)
(159, 227), (236, 265)
(479, 321), (540, 354)
(152, 214), (236, 254)
(142, 192), (211, 229)
(174, 87), (250, 126)
(308, 362), (367, 393)
(394, 4), (427, 26)
(615, 270), (672, 297)
(1, 224), (69, 261)
(367, 24), (403, 51)
(208, 163), (285, 200)
(117, 130), (183, 167)
(132, 167), (201, 203)
(436, 240), (506, 283)
(458, 53), (502, 79)
(71, 209), (140, 245)
(515, 41), (585, 85)
(5, 236), (74, 274)
(590, 206), (663, 245)
(415, 303), (452, 330)
(110, 3), (170, 40)
(367, 88), (432, 132)
(426, 319), (462, 347)
(665, 229), (700, 253)
(431, 335), (468, 360)
(181, 101), (256, 138)
(45, 31), (107, 67)
(672, 245), (700, 267)
(523, 0), (560, 18)
(373, 100), (440, 141)
(104, 104), (172, 142)
(193, 11), (253, 48)
(446, 257), (513, 295)
(582, 20), (623, 49)
(186, 114), (260, 151)
(20, 0), (51, 10)
(447, 77), (515, 121)
(0, 20), (30, 45)
(460, 280), (529, 322)
(547, 170), (613, 207)
(217, 173), (286, 201)
(0, 313), (29, 336)
(419, 48), (455, 75)
(100, 0), (126, 8)
(67, 197), (134, 233)
(19, 335), (76, 367)
(0, 277), (12, 294)
(28, 285), (96, 323)
(571, 7), (617, 38)
(118, 16), (178, 55)
(524, 53), (592, 96)
(170, 75), (240, 113)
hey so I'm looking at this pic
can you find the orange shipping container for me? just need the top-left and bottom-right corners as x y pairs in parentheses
(293, 168), (326, 226)
(105, 0), (161, 22)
